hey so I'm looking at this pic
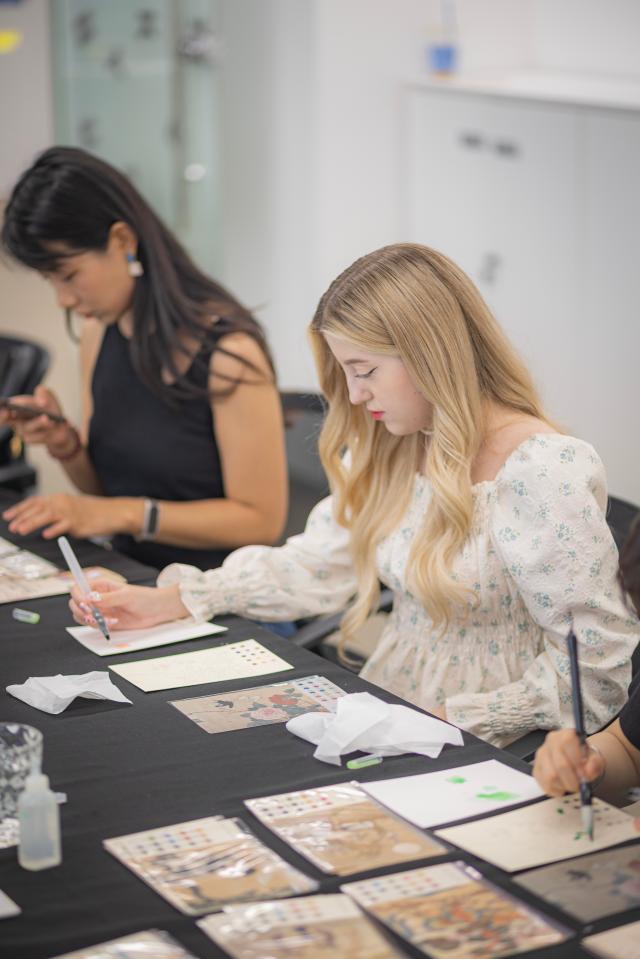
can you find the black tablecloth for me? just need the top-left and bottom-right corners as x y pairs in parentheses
(0, 529), (637, 957)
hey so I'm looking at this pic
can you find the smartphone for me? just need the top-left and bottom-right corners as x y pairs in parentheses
(0, 399), (66, 423)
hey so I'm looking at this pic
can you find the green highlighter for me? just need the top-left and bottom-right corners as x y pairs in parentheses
(346, 755), (383, 770)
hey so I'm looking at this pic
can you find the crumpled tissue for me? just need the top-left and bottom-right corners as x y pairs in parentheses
(6, 671), (132, 715)
(286, 691), (464, 765)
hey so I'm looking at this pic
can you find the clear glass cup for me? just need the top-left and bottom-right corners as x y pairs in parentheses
(0, 723), (43, 819)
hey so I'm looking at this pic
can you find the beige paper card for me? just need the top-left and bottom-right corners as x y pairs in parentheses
(436, 794), (640, 872)
(246, 782), (444, 875)
(198, 894), (402, 958)
(583, 920), (640, 959)
(109, 638), (293, 692)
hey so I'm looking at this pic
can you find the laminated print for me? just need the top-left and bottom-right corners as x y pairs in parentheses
(170, 675), (344, 734)
(198, 894), (403, 958)
(343, 861), (569, 959)
(246, 782), (444, 875)
(103, 815), (316, 915)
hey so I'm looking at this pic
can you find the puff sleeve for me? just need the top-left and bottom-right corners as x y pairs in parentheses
(445, 436), (639, 743)
(157, 494), (357, 623)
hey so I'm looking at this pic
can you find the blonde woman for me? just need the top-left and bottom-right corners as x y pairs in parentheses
(69, 244), (639, 746)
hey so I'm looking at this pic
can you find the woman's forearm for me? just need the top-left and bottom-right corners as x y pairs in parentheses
(151, 497), (284, 549)
(591, 725), (640, 804)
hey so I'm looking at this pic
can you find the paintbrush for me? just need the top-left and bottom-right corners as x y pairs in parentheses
(566, 629), (594, 840)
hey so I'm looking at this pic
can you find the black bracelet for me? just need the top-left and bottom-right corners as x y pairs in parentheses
(137, 498), (160, 541)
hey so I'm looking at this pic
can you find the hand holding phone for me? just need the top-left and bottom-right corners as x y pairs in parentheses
(0, 399), (66, 423)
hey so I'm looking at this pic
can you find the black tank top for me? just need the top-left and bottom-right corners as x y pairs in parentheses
(88, 323), (230, 571)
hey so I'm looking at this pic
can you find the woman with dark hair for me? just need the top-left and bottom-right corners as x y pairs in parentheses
(0, 147), (287, 571)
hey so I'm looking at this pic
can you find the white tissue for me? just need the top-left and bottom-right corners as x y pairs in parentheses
(286, 691), (464, 765)
(6, 671), (132, 715)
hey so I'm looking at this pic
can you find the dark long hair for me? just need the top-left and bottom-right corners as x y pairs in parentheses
(1, 146), (275, 404)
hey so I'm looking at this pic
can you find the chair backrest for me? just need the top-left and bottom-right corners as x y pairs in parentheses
(607, 495), (640, 553)
(0, 335), (50, 466)
(279, 391), (328, 543)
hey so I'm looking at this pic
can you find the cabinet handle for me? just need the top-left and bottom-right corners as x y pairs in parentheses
(494, 140), (520, 158)
(459, 132), (484, 150)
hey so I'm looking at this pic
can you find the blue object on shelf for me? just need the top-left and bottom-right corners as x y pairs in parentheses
(428, 43), (457, 75)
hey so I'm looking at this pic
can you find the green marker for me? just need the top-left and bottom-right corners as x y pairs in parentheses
(12, 608), (40, 625)
(346, 755), (383, 770)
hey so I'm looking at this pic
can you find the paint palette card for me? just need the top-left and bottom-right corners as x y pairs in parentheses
(515, 843), (640, 922)
(245, 782), (444, 875)
(103, 815), (316, 915)
(343, 861), (569, 959)
(51, 929), (197, 958)
(109, 638), (293, 692)
(198, 894), (403, 959)
(582, 920), (640, 959)
(67, 617), (227, 657)
(436, 795), (640, 872)
(362, 759), (543, 829)
(170, 675), (345, 734)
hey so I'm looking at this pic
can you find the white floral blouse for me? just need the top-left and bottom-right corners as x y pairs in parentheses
(158, 435), (639, 747)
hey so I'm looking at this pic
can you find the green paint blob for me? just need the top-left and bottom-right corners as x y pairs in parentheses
(556, 808), (565, 814)
(574, 832), (583, 840)
(447, 776), (467, 784)
(476, 791), (520, 801)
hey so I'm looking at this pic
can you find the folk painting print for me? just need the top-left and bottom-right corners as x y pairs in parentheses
(170, 675), (344, 734)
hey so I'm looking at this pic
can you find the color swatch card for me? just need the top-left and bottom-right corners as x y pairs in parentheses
(515, 843), (640, 922)
(436, 795), (640, 872)
(343, 862), (568, 959)
(67, 617), (227, 657)
(170, 675), (345, 734)
(198, 894), (403, 959)
(582, 920), (640, 959)
(52, 929), (198, 958)
(109, 639), (293, 692)
(103, 815), (316, 915)
(245, 782), (444, 875)
(362, 759), (543, 829)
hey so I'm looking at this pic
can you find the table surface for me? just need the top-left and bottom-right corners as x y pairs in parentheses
(0, 521), (638, 958)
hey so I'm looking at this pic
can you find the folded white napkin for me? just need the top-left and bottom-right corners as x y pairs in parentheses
(6, 671), (132, 715)
(286, 691), (464, 765)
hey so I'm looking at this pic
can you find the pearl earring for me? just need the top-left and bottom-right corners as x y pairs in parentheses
(126, 252), (144, 277)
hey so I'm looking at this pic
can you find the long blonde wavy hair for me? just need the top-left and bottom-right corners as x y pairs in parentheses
(309, 243), (550, 646)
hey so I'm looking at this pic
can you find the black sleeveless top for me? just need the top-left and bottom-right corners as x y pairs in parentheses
(88, 324), (230, 571)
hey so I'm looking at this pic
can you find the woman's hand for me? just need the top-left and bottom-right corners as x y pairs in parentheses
(70, 579), (189, 631)
(3, 493), (125, 540)
(0, 385), (72, 453)
(533, 729), (605, 797)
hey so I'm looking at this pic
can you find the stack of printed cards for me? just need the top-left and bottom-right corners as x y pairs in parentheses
(515, 844), (640, 922)
(245, 782), (444, 875)
(343, 862), (569, 958)
(171, 675), (345, 734)
(103, 815), (316, 915)
(51, 930), (197, 958)
(198, 894), (402, 959)
(435, 794), (640, 872)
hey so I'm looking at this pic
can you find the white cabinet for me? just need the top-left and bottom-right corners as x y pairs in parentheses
(404, 87), (640, 504)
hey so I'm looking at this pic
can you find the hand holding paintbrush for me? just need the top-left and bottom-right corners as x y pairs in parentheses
(566, 629), (594, 840)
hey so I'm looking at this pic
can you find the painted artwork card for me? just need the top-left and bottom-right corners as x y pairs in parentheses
(198, 894), (403, 959)
(436, 794), (640, 872)
(109, 638), (293, 692)
(103, 815), (316, 915)
(170, 675), (345, 734)
(245, 782), (444, 875)
(343, 861), (568, 959)
(582, 920), (640, 959)
(362, 759), (543, 828)
(515, 843), (640, 922)
(51, 929), (197, 958)
(67, 617), (227, 657)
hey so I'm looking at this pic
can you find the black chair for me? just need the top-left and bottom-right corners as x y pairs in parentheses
(278, 391), (329, 543)
(0, 334), (50, 493)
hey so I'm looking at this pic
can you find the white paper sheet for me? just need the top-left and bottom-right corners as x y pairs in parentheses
(362, 759), (543, 828)
(0, 888), (20, 919)
(436, 794), (640, 872)
(6, 671), (132, 714)
(66, 618), (226, 656)
(109, 639), (293, 692)
(286, 691), (463, 766)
